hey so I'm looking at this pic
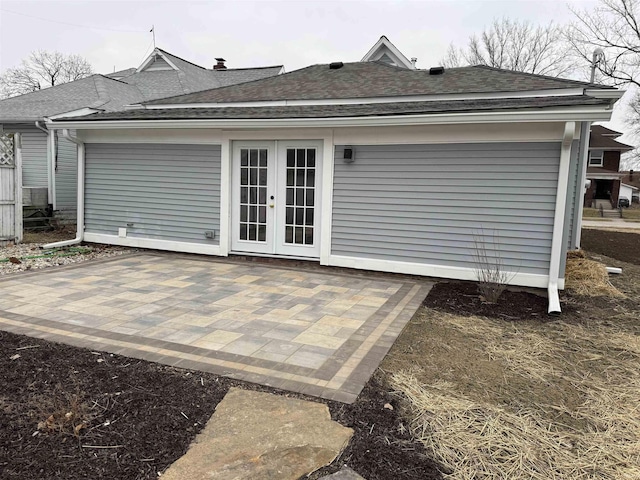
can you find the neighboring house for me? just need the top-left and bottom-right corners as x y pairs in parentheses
(49, 36), (622, 313)
(0, 48), (283, 221)
(584, 125), (634, 208)
(619, 170), (640, 203)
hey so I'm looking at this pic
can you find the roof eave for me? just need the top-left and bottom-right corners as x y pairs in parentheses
(48, 104), (615, 130)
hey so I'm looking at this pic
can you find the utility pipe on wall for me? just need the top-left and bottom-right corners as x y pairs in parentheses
(548, 122), (575, 314)
(43, 129), (84, 249)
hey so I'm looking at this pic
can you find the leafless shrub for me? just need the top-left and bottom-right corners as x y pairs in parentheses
(36, 384), (90, 437)
(472, 229), (515, 303)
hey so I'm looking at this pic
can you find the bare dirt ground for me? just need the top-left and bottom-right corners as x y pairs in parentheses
(382, 230), (640, 479)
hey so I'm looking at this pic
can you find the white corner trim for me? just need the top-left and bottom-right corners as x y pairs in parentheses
(83, 233), (222, 256)
(219, 132), (231, 256)
(548, 121), (575, 313)
(319, 131), (334, 265)
(328, 254), (553, 289)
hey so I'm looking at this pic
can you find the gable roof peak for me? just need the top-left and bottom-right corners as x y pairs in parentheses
(136, 48), (180, 73)
(361, 35), (415, 70)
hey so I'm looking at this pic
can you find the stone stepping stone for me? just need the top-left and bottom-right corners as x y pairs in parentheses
(161, 387), (353, 479)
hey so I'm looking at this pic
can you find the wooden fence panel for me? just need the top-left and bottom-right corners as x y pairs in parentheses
(0, 133), (22, 246)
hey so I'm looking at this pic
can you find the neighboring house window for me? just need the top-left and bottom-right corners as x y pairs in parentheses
(589, 151), (604, 167)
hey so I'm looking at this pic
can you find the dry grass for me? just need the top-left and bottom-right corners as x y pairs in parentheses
(582, 208), (600, 218)
(390, 313), (640, 480)
(621, 208), (640, 220)
(565, 251), (624, 298)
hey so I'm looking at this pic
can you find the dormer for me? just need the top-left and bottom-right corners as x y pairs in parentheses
(136, 48), (179, 73)
(361, 35), (416, 69)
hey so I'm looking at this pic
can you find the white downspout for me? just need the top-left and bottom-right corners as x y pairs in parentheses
(34, 120), (55, 207)
(548, 122), (575, 314)
(43, 129), (84, 249)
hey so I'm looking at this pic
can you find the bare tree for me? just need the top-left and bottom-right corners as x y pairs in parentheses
(567, 1), (640, 166)
(441, 18), (576, 77)
(0, 50), (93, 99)
(567, 0), (640, 87)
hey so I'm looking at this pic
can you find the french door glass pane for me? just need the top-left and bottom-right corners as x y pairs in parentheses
(284, 147), (316, 245)
(239, 148), (268, 243)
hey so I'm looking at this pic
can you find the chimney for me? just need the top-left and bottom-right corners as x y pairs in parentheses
(213, 58), (227, 70)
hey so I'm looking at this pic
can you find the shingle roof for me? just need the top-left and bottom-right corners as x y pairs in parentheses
(145, 61), (613, 106)
(589, 126), (634, 151)
(0, 48), (283, 122)
(0, 75), (143, 122)
(591, 124), (623, 137)
(61, 95), (610, 122)
(620, 172), (640, 189)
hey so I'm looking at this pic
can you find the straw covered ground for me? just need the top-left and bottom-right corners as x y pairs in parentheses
(382, 229), (640, 479)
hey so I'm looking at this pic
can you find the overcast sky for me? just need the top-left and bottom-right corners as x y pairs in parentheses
(0, 0), (633, 134)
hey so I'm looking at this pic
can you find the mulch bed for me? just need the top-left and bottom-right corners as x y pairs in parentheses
(581, 228), (640, 266)
(423, 281), (551, 321)
(0, 330), (442, 480)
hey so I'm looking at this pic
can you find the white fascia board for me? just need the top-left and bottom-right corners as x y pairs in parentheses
(51, 106), (615, 131)
(136, 48), (179, 73)
(46, 108), (103, 121)
(142, 88), (586, 110)
(621, 183), (640, 190)
(584, 88), (624, 100)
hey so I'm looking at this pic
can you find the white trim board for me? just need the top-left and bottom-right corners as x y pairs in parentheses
(140, 88), (587, 110)
(74, 123), (577, 147)
(328, 254), (564, 290)
(77, 128), (223, 144)
(136, 48), (179, 73)
(83, 233), (221, 256)
(361, 36), (415, 69)
(50, 106), (614, 130)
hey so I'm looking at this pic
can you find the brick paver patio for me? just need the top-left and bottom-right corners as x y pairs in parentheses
(0, 253), (431, 403)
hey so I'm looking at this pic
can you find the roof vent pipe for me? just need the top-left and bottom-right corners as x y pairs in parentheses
(329, 62), (344, 70)
(429, 66), (445, 75)
(214, 58), (227, 70)
(631, 169), (635, 181)
(411, 57), (417, 69)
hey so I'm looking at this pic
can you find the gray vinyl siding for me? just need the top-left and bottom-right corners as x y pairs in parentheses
(55, 130), (77, 221)
(332, 143), (562, 276)
(3, 124), (48, 188)
(84, 143), (221, 245)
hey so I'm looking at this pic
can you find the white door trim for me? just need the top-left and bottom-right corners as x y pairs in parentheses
(319, 132), (334, 265)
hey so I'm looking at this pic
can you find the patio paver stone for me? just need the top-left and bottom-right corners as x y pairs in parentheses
(0, 252), (431, 403)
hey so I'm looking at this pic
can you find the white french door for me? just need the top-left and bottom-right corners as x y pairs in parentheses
(230, 140), (322, 258)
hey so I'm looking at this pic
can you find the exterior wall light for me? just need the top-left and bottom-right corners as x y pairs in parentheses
(343, 147), (355, 163)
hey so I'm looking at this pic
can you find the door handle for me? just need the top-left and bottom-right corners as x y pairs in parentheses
(269, 195), (274, 208)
